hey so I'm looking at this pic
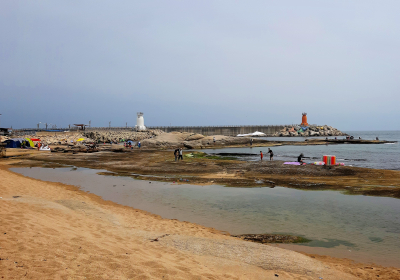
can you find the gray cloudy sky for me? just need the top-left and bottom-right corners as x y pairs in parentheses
(1, 1), (399, 130)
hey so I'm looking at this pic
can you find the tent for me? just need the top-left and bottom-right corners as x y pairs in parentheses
(5, 138), (27, 148)
(25, 138), (35, 148)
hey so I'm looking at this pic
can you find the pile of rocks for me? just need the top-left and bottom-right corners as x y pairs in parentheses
(3, 129), (164, 146)
(16, 134), (92, 145)
(0, 134), (90, 145)
(142, 132), (250, 149)
(82, 129), (164, 143)
(272, 125), (346, 137)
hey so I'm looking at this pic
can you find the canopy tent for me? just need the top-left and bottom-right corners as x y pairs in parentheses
(237, 131), (267, 137)
(25, 138), (35, 148)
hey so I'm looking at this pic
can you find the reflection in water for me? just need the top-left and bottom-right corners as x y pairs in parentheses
(12, 167), (400, 267)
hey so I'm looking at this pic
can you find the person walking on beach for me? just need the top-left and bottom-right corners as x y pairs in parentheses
(174, 148), (179, 161)
(138, 141), (141, 148)
(267, 148), (273, 161)
(213, 137), (216, 144)
(178, 148), (183, 161)
(250, 138), (253, 146)
(260, 151), (263, 161)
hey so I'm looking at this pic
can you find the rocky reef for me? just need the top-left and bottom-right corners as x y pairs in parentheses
(272, 125), (346, 137)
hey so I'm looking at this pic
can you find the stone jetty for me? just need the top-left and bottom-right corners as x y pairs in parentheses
(272, 125), (345, 137)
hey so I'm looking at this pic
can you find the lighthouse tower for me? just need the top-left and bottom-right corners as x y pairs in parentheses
(135, 112), (146, 131)
(301, 112), (309, 126)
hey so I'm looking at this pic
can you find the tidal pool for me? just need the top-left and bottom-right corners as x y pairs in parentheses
(12, 167), (400, 267)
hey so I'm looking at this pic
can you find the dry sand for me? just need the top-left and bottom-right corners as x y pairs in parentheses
(1, 162), (399, 279)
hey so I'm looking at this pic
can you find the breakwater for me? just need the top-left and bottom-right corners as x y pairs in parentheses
(12, 124), (345, 137)
(12, 125), (287, 137)
(147, 125), (286, 136)
(146, 125), (346, 137)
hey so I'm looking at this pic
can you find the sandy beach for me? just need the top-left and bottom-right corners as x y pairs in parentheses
(1, 159), (400, 279)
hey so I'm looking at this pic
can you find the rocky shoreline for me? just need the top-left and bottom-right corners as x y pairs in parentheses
(2, 128), (390, 154)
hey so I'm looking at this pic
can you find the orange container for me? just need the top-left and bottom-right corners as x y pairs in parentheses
(323, 155), (336, 165)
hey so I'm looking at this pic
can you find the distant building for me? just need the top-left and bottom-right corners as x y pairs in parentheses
(0, 128), (10, 136)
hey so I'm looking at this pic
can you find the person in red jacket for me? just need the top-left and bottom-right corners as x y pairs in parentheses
(260, 151), (263, 161)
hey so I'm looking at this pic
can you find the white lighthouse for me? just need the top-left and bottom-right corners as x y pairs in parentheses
(135, 112), (146, 131)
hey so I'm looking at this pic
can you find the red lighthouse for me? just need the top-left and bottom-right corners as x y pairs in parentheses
(301, 112), (309, 126)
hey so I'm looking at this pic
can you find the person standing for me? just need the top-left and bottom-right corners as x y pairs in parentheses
(174, 148), (179, 161)
(298, 153), (304, 163)
(138, 141), (141, 148)
(267, 148), (274, 161)
(178, 148), (183, 161)
(260, 151), (263, 161)
(250, 138), (253, 146)
(213, 137), (216, 144)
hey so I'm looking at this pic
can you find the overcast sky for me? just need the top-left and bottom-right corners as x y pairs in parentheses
(1, 1), (399, 130)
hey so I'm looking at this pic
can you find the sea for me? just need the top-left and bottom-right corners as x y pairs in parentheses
(202, 131), (400, 170)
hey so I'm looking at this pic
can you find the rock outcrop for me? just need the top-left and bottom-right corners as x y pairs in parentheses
(272, 125), (345, 137)
(82, 129), (164, 143)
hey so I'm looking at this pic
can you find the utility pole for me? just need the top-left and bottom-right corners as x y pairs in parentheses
(126, 122), (127, 128)
(45, 123), (48, 129)
(89, 120), (91, 128)
(0, 114), (2, 128)
(109, 121), (111, 130)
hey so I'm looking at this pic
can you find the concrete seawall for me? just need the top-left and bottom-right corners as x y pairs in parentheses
(147, 125), (286, 136)
(13, 125), (290, 137)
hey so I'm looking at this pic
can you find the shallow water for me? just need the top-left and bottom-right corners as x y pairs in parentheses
(203, 130), (400, 170)
(12, 167), (400, 267)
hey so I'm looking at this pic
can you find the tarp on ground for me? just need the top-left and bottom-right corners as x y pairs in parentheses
(237, 131), (267, 137)
(76, 138), (85, 142)
(30, 138), (41, 141)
